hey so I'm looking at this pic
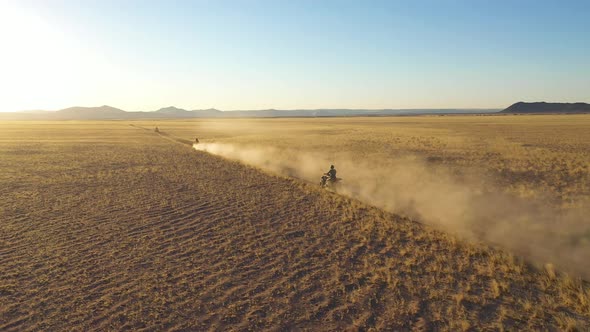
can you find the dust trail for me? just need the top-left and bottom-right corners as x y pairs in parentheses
(194, 142), (590, 278)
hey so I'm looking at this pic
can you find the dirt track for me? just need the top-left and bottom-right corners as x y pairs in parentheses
(1, 123), (589, 330)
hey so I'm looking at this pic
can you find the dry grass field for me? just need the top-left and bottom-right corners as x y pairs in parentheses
(169, 115), (590, 277)
(1, 116), (590, 330)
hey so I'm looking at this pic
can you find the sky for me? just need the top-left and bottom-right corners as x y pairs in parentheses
(0, 0), (588, 112)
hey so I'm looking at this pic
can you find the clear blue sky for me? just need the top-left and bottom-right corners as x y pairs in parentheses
(0, 0), (588, 111)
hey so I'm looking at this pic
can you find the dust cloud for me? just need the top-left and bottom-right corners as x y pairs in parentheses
(193, 142), (590, 278)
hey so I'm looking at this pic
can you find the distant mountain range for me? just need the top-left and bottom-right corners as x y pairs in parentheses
(1, 105), (500, 120)
(2, 102), (588, 120)
(501, 102), (590, 114)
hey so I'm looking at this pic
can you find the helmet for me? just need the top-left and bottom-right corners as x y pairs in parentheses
(330, 165), (334, 169)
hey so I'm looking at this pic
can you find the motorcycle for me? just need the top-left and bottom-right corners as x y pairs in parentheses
(320, 174), (341, 189)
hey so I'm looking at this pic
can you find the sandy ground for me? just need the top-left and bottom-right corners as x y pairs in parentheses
(1, 121), (589, 331)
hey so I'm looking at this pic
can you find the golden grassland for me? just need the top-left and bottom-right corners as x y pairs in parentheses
(0, 116), (589, 330)
(164, 115), (590, 278)
(157, 115), (590, 207)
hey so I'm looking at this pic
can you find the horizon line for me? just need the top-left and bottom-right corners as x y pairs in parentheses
(9, 101), (590, 113)
(9, 105), (509, 113)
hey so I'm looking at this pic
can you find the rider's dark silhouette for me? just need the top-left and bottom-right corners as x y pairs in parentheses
(327, 165), (337, 180)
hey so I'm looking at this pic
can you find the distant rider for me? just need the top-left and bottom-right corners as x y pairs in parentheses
(327, 165), (337, 181)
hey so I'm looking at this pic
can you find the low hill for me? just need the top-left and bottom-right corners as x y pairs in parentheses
(154, 106), (191, 115)
(55, 105), (127, 119)
(502, 102), (590, 114)
(152, 107), (224, 118)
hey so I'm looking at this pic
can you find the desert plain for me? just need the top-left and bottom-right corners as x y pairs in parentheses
(1, 115), (590, 330)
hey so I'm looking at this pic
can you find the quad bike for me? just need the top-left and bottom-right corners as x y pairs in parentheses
(320, 174), (342, 189)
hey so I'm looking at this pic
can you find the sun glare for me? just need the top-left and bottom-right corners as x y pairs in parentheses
(0, 4), (84, 111)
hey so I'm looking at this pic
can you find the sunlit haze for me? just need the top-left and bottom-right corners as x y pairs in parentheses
(0, 0), (588, 112)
